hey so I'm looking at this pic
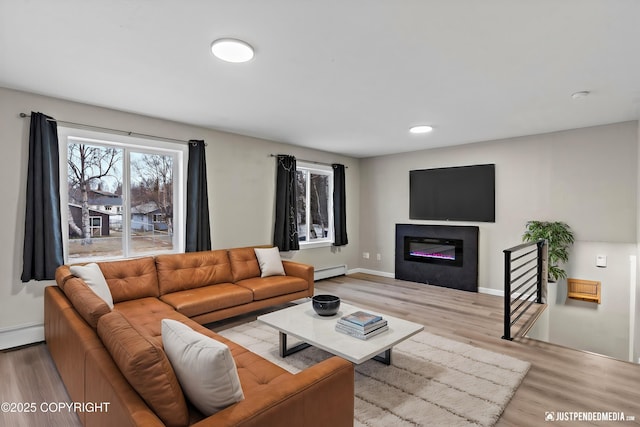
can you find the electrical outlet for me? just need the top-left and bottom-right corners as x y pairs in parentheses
(363, 252), (370, 259)
(376, 253), (381, 261)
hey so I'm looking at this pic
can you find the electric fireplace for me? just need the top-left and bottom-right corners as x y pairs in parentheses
(404, 236), (463, 267)
(395, 224), (479, 292)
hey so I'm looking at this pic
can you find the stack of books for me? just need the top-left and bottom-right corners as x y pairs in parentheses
(335, 310), (388, 340)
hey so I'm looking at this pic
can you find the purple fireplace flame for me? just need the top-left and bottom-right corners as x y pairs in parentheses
(409, 246), (456, 261)
(404, 236), (463, 267)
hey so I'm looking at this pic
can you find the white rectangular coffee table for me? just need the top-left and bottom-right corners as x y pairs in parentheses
(257, 301), (424, 365)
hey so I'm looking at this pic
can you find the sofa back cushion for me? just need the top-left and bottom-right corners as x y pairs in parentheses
(55, 265), (75, 291)
(97, 310), (189, 427)
(228, 247), (262, 282)
(69, 263), (114, 309)
(60, 277), (111, 329)
(98, 257), (159, 303)
(155, 250), (234, 295)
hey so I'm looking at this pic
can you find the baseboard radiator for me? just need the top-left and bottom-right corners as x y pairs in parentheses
(314, 264), (348, 281)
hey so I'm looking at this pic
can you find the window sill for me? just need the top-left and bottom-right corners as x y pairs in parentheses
(66, 249), (179, 264)
(299, 240), (334, 250)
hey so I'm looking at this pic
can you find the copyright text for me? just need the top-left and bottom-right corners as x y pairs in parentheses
(1, 401), (110, 413)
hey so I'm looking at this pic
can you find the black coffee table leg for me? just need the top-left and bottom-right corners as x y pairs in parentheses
(279, 332), (311, 357)
(372, 348), (392, 365)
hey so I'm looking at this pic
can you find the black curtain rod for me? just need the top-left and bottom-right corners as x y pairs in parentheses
(19, 112), (201, 146)
(269, 154), (348, 168)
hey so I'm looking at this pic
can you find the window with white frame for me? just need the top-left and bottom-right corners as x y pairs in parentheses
(58, 127), (187, 262)
(296, 162), (333, 247)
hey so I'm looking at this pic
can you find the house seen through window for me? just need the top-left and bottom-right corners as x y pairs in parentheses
(59, 127), (186, 262)
(296, 162), (334, 247)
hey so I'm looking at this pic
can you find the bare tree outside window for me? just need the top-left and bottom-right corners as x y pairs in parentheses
(310, 174), (329, 238)
(130, 152), (174, 252)
(296, 170), (307, 241)
(67, 143), (121, 246)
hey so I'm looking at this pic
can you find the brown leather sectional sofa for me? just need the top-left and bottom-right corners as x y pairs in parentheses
(45, 247), (355, 427)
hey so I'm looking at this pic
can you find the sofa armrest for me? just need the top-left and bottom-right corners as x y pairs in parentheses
(282, 260), (314, 297)
(44, 287), (104, 403)
(84, 347), (165, 427)
(193, 356), (354, 427)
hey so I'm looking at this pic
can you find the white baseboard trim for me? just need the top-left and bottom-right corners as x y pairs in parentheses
(0, 322), (44, 351)
(478, 287), (504, 297)
(314, 264), (348, 281)
(347, 268), (395, 278)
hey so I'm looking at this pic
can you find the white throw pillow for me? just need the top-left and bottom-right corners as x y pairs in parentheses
(161, 319), (244, 416)
(254, 247), (286, 277)
(69, 263), (114, 309)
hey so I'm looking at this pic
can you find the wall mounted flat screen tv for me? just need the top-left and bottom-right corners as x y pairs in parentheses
(410, 164), (495, 222)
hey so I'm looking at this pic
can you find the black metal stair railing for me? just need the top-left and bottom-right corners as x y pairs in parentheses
(502, 239), (546, 340)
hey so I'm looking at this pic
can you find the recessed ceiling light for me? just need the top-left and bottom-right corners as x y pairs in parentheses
(571, 90), (590, 100)
(211, 38), (254, 63)
(409, 125), (434, 134)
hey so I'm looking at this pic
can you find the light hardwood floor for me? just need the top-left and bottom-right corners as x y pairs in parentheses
(313, 274), (640, 427)
(2, 273), (639, 426)
(0, 341), (81, 426)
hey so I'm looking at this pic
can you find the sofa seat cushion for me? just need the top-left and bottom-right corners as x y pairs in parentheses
(154, 317), (293, 400)
(160, 283), (253, 318)
(114, 297), (185, 345)
(116, 301), (293, 398)
(232, 345), (294, 396)
(97, 310), (189, 427)
(155, 250), (234, 295)
(235, 276), (309, 301)
(184, 322), (294, 397)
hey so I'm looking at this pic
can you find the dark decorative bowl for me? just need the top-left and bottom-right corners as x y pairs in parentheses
(312, 294), (341, 316)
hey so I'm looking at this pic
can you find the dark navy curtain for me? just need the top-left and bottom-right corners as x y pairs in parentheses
(185, 140), (211, 252)
(21, 112), (64, 282)
(273, 155), (299, 251)
(332, 164), (348, 246)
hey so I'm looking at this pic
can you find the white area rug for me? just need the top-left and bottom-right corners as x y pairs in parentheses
(218, 321), (530, 427)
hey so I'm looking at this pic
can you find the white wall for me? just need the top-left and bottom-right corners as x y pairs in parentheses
(359, 121), (639, 360)
(0, 87), (360, 348)
(547, 243), (634, 361)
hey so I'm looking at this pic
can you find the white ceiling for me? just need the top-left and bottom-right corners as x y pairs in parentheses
(1, 1), (640, 158)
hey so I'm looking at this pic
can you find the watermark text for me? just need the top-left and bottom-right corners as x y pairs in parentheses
(545, 411), (635, 422)
(1, 401), (110, 414)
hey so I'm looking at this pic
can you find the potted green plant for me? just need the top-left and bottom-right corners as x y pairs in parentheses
(522, 221), (575, 282)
